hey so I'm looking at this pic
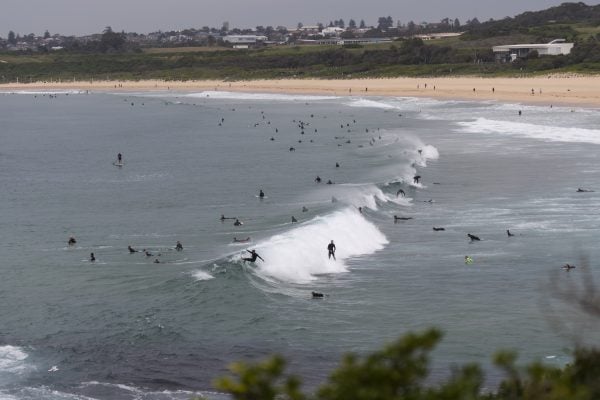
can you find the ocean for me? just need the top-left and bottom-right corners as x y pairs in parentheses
(1, 89), (599, 399)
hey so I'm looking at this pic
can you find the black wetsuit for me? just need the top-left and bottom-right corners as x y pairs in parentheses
(243, 250), (263, 262)
(327, 242), (336, 260)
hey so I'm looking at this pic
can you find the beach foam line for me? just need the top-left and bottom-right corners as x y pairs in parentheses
(0, 90), (86, 95)
(184, 91), (339, 102)
(457, 117), (600, 145)
(241, 208), (388, 284)
(0, 346), (29, 374)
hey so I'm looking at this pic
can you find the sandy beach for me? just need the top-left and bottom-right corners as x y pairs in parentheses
(2, 76), (600, 108)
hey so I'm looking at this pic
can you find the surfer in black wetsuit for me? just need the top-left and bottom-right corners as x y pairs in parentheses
(90, 252), (96, 262)
(413, 175), (421, 184)
(259, 189), (265, 199)
(68, 237), (77, 246)
(327, 240), (336, 260)
(242, 249), (264, 263)
(507, 230), (515, 237)
(175, 241), (183, 251)
(128, 245), (137, 253)
(291, 216), (298, 223)
(233, 219), (243, 226)
(468, 233), (481, 242)
(397, 189), (405, 197)
(315, 176), (321, 183)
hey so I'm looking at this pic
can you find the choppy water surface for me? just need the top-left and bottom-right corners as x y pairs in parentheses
(1, 89), (599, 399)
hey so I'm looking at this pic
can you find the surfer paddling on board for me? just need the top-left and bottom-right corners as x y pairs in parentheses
(327, 240), (336, 260)
(242, 249), (264, 263)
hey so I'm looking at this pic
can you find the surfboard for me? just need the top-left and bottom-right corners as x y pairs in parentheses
(112, 161), (124, 167)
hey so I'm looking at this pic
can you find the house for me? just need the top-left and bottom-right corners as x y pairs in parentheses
(222, 35), (268, 48)
(492, 39), (574, 62)
(414, 32), (463, 40)
(321, 27), (345, 37)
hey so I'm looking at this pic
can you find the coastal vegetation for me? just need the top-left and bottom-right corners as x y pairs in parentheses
(211, 270), (600, 400)
(1, 3), (600, 81)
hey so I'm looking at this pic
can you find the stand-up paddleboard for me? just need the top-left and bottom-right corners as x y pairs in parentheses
(112, 161), (124, 167)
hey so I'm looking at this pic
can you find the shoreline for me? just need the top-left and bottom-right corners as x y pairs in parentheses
(1, 76), (600, 108)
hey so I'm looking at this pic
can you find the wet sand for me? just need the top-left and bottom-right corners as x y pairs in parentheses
(2, 75), (599, 107)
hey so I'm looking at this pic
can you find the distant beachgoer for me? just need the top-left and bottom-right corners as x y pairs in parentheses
(327, 240), (336, 260)
(68, 237), (77, 246)
(90, 252), (96, 262)
(518, 110), (522, 116)
(175, 241), (183, 251)
(242, 249), (264, 263)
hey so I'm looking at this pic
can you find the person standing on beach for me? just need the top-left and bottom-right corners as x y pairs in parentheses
(327, 240), (336, 260)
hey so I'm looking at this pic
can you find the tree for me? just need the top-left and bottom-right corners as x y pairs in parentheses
(454, 18), (461, 29)
(297, 22), (303, 30)
(359, 19), (366, 29)
(100, 26), (125, 52)
(8, 30), (16, 45)
(43, 30), (51, 39)
(338, 19), (345, 29)
(348, 19), (356, 29)
(377, 16), (394, 30)
(221, 21), (229, 32)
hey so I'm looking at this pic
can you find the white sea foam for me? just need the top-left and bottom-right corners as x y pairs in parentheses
(244, 208), (388, 283)
(348, 98), (399, 110)
(457, 117), (600, 145)
(185, 91), (338, 102)
(0, 346), (29, 373)
(191, 270), (214, 281)
(331, 184), (407, 209)
(0, 90), (86, 95)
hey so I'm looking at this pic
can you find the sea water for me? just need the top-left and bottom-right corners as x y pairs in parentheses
(1, 89), (599, 399)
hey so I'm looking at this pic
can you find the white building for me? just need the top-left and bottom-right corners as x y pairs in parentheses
(492, 39), (574, 62)
(320, 27), (345, 37)
(223, 35), (268, 48)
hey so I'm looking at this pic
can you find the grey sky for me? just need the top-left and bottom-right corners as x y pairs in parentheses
(3, 0), (598, 36)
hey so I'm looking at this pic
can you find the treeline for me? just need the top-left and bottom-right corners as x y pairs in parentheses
(462, 2), (600, 40)
(2, 35), (600, 82)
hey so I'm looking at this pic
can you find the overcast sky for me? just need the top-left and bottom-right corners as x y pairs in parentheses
(2, 0), (599, 36)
